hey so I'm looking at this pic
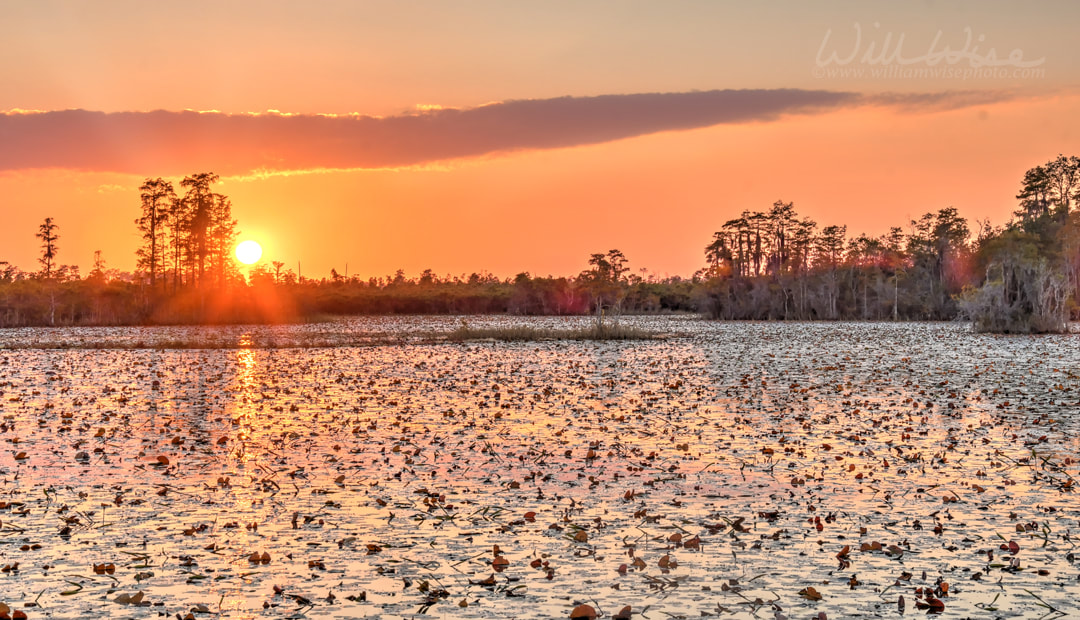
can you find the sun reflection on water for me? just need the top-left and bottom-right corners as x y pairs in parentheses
(235, 334), (258, 391)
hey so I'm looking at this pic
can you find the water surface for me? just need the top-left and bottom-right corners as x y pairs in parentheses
(0, 318), (1077, 618)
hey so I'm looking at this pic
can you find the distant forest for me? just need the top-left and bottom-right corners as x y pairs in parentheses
(1, 155), (1078, 332)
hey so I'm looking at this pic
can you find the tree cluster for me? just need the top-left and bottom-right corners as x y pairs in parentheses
(698, 202), (971, 321)
(136, 173), (240, 291)
(960, 155), (1080, 333)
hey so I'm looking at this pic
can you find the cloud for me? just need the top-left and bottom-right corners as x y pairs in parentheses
(861, 89), (1029, 111)
(0, 88), (1011, 175)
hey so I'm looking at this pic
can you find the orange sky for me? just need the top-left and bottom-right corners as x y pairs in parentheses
(2, 1), (1078, 279)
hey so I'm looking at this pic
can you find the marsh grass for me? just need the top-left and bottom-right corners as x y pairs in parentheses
(0, 333), (411, 350)
(0, 318), (662, 350)
(444, 320), (659, 342)
(2, 325), (658, 349)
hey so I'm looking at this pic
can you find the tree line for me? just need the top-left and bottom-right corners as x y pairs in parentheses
(0, 157), (1077, 330)
(696, 202), (973, 321)
(692, 155), (1080, 332)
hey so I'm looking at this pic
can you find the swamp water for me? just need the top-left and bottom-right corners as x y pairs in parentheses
(0, 317), (1078, 619)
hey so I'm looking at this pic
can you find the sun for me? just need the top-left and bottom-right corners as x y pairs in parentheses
(235, 240), (263, 265)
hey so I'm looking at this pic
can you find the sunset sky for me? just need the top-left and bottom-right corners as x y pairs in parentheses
(2, 1), (1079, 279)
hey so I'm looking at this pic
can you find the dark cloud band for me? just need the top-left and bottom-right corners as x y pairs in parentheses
(0, 88), (971, 175)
